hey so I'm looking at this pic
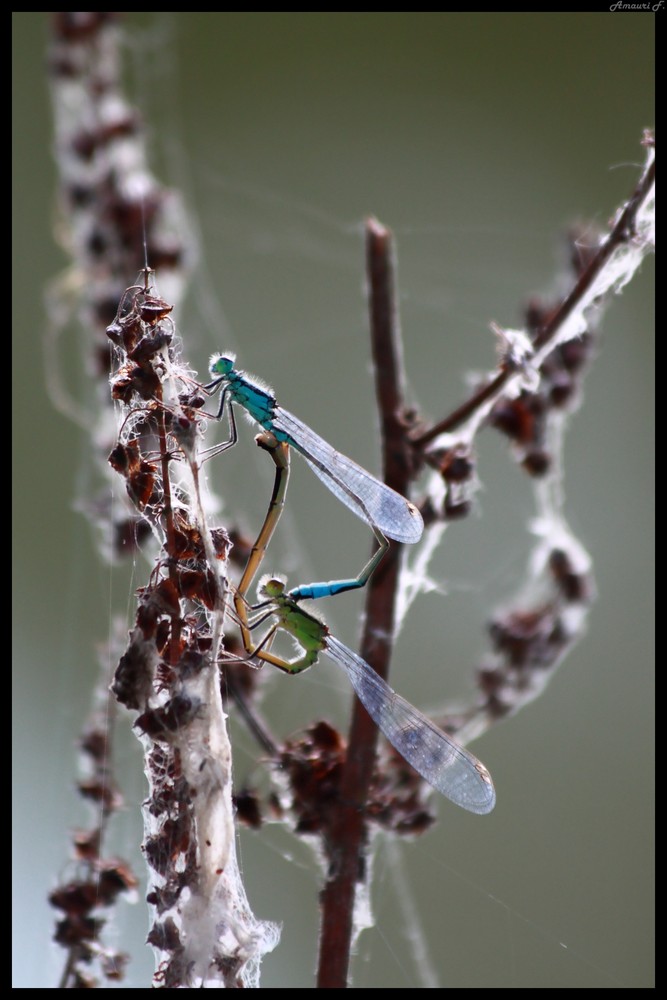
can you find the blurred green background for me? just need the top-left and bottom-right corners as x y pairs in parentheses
(13, 12), (654, 988)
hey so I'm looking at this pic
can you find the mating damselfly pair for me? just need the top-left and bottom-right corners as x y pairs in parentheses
(202, 353), (495, 815)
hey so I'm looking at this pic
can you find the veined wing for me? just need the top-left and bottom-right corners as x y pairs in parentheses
(324, 635), (495, 814)
(272, 406), (423, 544)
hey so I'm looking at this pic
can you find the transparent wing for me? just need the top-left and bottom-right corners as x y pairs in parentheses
(324, 635), (496, 814)
(272, 406), (423, 544)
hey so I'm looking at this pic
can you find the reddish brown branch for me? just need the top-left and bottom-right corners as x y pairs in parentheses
(317, 218), (415, 988)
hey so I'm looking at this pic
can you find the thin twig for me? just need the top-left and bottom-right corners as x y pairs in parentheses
(413, 142), (655, 445)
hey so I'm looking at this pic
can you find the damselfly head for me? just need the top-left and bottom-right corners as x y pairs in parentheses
(257, 573), (288, 601)
(209, 353), (236, 378)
